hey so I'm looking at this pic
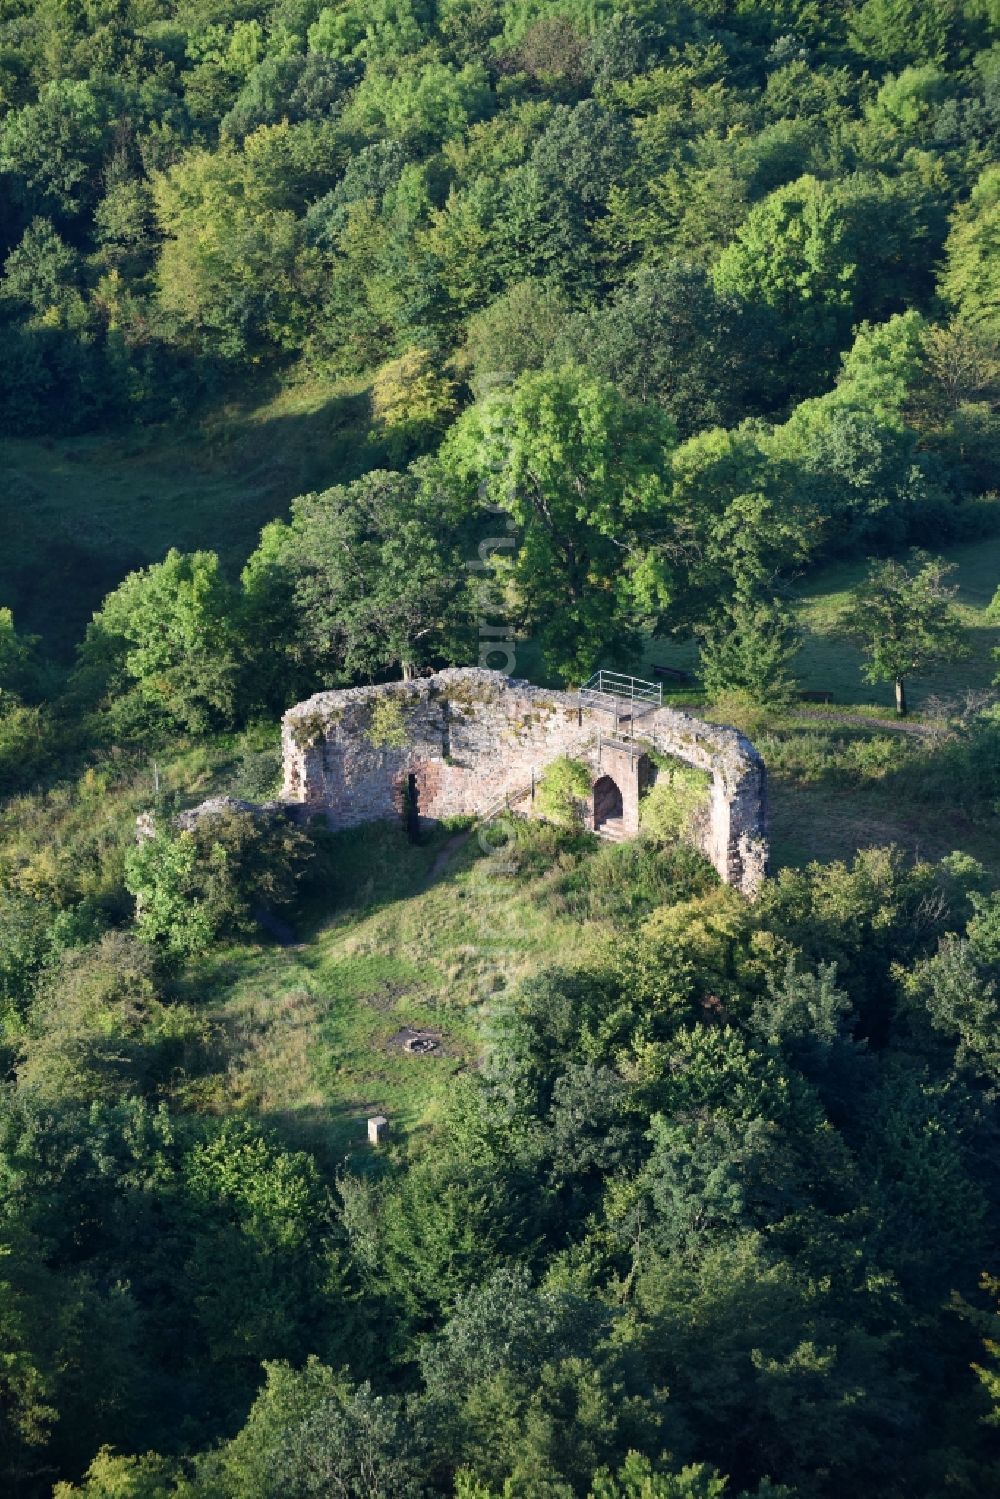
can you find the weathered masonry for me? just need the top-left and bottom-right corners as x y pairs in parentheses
(281, 668), (768, 895)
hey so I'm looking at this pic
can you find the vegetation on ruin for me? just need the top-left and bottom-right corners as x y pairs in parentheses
(640, 757), (712, 841)
(2, 0), (1000, 1494)
(534, 754), (593, 827)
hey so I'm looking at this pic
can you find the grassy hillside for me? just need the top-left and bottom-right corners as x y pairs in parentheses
(0, 376), (377, 658)
(187, 819), (629, 1159)
(0, 745), (692, 1159)
(6, 714), (998, 1173)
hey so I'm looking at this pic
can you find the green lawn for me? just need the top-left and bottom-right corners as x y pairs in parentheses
(516, 535), (1000, 711)
(788, 536), (1000, 711)
(767, 768), (1000, 875)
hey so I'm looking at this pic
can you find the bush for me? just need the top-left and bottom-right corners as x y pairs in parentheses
(366, 696), (409, 749)
(370, 347), (457, 459)
(535, 756), (591, 828)
(0, 703), (58, 796)
(699, 593), (800, 705)
(232, 726), (283, 800)
(555, 838), (716, 924)
(17, 932), (204, 1104)
(0, 895), (100, 1036)
(895, 710), (1000, 814)
(125, 808), (314, 957)
(640, 761), (712, 842)
(79, 550), (243, 739)
(0, 893), (54, 1033)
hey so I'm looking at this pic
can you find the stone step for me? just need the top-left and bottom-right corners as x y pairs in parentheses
(597, 818), (629, 842)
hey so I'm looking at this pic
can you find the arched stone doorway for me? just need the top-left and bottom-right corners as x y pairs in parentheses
(593, 774), (624, 833)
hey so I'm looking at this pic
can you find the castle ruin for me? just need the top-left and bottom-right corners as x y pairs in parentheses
(281, 668), (768, 896)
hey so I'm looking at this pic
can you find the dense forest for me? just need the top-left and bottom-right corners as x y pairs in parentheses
(1, 0), (1000, 1494)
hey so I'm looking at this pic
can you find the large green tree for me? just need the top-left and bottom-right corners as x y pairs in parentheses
(940, 165), (1000, 336)
(698, 590), (801, 705)
(438, 364), (675, 681)
(80, 549), (242, 736)
(713, 173), (940, 397)
(576, 262), (754, 437)
(245, 469), (474, 684)
(152, 135), (328, 359)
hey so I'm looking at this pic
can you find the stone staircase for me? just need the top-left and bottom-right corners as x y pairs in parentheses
(596, 816), (628, 843)
(479, 780), (535, 827)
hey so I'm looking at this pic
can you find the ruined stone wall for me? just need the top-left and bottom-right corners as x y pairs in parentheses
(281, 668), (768, 895)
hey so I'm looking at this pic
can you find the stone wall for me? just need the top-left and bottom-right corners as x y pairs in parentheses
(281, 668), (768, 895)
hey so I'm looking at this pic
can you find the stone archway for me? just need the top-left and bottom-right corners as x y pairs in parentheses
(593, 774), (624, 832)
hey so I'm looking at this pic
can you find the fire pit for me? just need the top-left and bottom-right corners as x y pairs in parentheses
(403, 1034), (439, 1055)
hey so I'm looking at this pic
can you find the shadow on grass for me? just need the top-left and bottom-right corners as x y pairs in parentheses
(0, 374), (392, 660)
(765, 714), (1000, 875)
(297, 818), (482, 940)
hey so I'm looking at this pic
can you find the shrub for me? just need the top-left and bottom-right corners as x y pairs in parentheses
(0, 893), (54, 1033)
(125, 809), (314, 957)
(0, 896), (100, 1036)
(366, 696), (409, 749)
(0, 704), (57, 797)
(555, 839), (716, 924)
(79, 550), (242, 739)
(699, 593), (800, 705)
(640, 761), (712, 842)
(895, 710), (1000, 813)
(17, 932), (205, 1104)
(535, 756), (592, 828)
(370, 347), (457, 459)
(232, 746), (283, 801)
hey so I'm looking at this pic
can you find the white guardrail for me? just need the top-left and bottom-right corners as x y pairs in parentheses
(579, 670), (662, 711)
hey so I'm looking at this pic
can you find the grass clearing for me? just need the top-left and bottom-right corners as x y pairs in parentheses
(183, 821), (621, 1159)
(714, 700), (1000, 875)
(768, 774), (1000, 873)
(788, 535), (1000, 710)
(5, 713), (999, 1171)
(0, 373), (381, 658)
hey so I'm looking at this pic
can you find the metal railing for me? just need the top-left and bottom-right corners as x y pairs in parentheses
(579, 670), (662, 712)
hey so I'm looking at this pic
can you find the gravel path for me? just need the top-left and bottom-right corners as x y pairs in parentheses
(786, 709), (939, 738)
(428, 828), (473, 879)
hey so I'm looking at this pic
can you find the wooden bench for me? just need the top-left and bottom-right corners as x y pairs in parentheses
(796, 689), (834, 704)
(652, 663), (695, 684)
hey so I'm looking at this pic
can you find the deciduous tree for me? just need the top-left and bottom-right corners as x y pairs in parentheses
(845, 551), (970, 715)
(81, 549), (241, 736)
(438, 364), (675, 681)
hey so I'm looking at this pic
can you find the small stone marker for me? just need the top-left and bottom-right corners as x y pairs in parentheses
(368, 1115), (388, 1146)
